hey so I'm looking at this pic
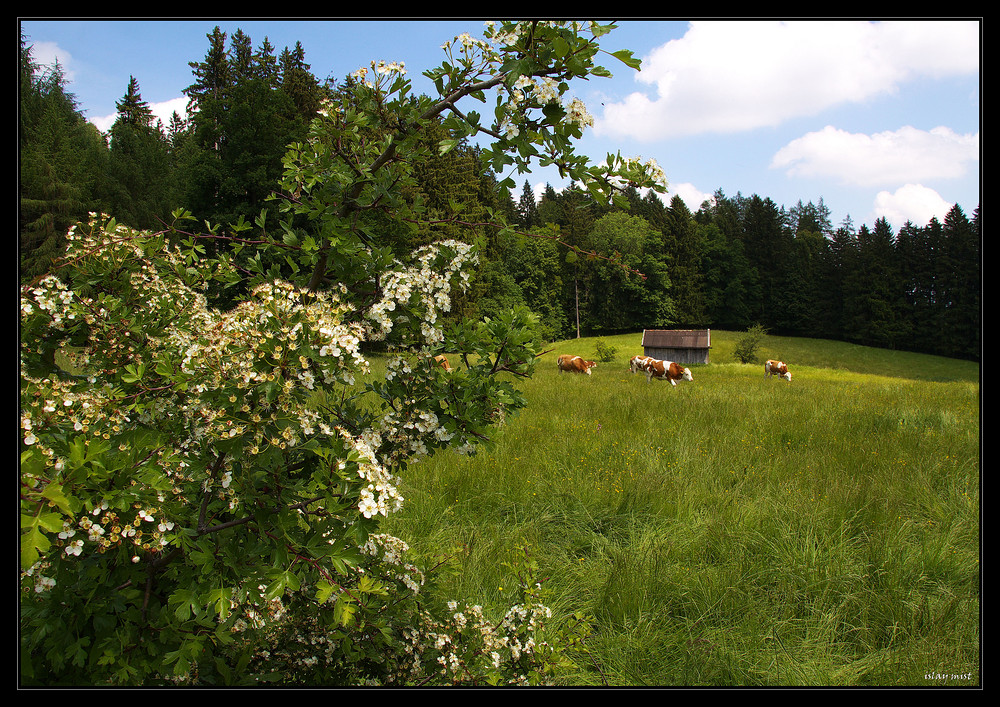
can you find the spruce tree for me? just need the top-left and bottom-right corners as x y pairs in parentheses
(897, 219), (937, 352)
(842, 219), (909, 348)
(19, 34), (109, 279)
(938, 205), (980, 359)
(106, 76), (173, 229)
(279, 41), (323, 119)
(516, 180), (539, 227)
(663, 194), (707, 327)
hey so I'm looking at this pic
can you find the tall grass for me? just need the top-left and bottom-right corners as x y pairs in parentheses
(382, 331), (980, 686)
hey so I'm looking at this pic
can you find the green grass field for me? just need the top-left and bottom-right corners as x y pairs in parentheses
(382, 330), (981, 686)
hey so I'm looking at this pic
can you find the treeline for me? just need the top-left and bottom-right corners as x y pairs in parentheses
(19, 27), (980, 361)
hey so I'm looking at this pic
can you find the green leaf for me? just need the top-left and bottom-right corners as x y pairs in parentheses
(20, 524), (48, 569)
(41, 483), (75, 516)
(610, 49), (641, 70)
(169, 589), (200, 621)
(206, 586), (235, 621)
(34, 510), (66, 534)
(315, 579), (336, 604)
(121, 363), (144, 384)
(333, 593), (357, 627)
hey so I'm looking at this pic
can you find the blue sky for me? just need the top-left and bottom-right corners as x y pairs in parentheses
(21, 18), (981, 232)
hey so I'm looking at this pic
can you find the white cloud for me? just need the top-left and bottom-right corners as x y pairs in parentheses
(150, 96), (190, 128)
(90, 112), (116, 133)
(596, 20), (979, 141)
(667, 182), (714, 212)
(872, 184), (954, 228)
(770, 125), (979, 186)
(27, 40), (77, 83)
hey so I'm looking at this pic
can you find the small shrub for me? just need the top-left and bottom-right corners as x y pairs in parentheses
(733, 323), (768, 364)
(594, 338), (618, 363)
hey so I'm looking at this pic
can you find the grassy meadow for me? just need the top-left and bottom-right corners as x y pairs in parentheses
(381, 330), (981, 686)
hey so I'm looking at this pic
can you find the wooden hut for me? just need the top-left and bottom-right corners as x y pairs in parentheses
(641, 329), (711, 365)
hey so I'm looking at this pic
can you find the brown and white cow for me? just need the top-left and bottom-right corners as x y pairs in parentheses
(557, 354), (597, 375)
(629, 355), (654, 374)
(433, 354), (454, 372)
(764, 359), (792, 382)
(639, 356), (693, 386)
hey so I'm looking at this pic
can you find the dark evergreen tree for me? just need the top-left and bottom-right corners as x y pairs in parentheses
(896, 219), (937, 352)
(789, 198), (833, 238)
(181, 27), (231, 224)
(771, 199), (831, 336)
(779, 229), (827, 337)
(937, 205), (980, 359)
(696, 190), (759, 330)
(662, 194), (707, 327)
(254, 37), (281, 84)
(105, 76), (174, 229)
(180, 28), (317, 229)
(740, 194), (790, 328)
(515, 180), (539, 228)
(816, 217), (858, 341)
(279, 41), (323, 119)
(842, 219), (910, 348)
(20, 33), (110, 279)
(229, 29), (255, 81)
(115, 76), (154, 127)
(536, 183), (563, 226)
(698, 221), (755, 330)
(555, 185), (601, 337)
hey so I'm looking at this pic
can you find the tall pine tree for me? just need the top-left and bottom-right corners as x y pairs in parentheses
(20, 33), (109, 279)
(105, 76), (175, 229)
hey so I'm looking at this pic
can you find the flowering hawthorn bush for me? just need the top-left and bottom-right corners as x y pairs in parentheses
(20, 21), (665, 685)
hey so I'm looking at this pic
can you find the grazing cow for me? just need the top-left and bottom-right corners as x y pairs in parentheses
(639, 357), (693, 386)
(764, 359), (792, 382)
(629, 355), (654, 374)
(557, 354), (597, 375)
(433, 354), (454, 372)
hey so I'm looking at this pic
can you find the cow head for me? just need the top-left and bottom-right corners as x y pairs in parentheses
(681, 366), (694, 382)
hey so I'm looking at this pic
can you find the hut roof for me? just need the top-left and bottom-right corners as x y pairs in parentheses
(641, 329), (711, 349)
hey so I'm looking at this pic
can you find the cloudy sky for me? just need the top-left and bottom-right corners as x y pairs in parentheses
(21, 18), (981, 231)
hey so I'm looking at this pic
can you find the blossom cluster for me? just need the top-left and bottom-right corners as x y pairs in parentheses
(498, 74), (594, 141)
(360, 533), (425, 594)
(366, 239), (476, 346)
(20, 275), (75, 327)
(390, 596), (559, 685)
(56, 504), (175, 564)
(340, 429), (404, 520)
(624, 155), (668, 190)
(19, 211), (497, 593)
(482, 20), (596, 51)
(350, 59), (407, 90)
